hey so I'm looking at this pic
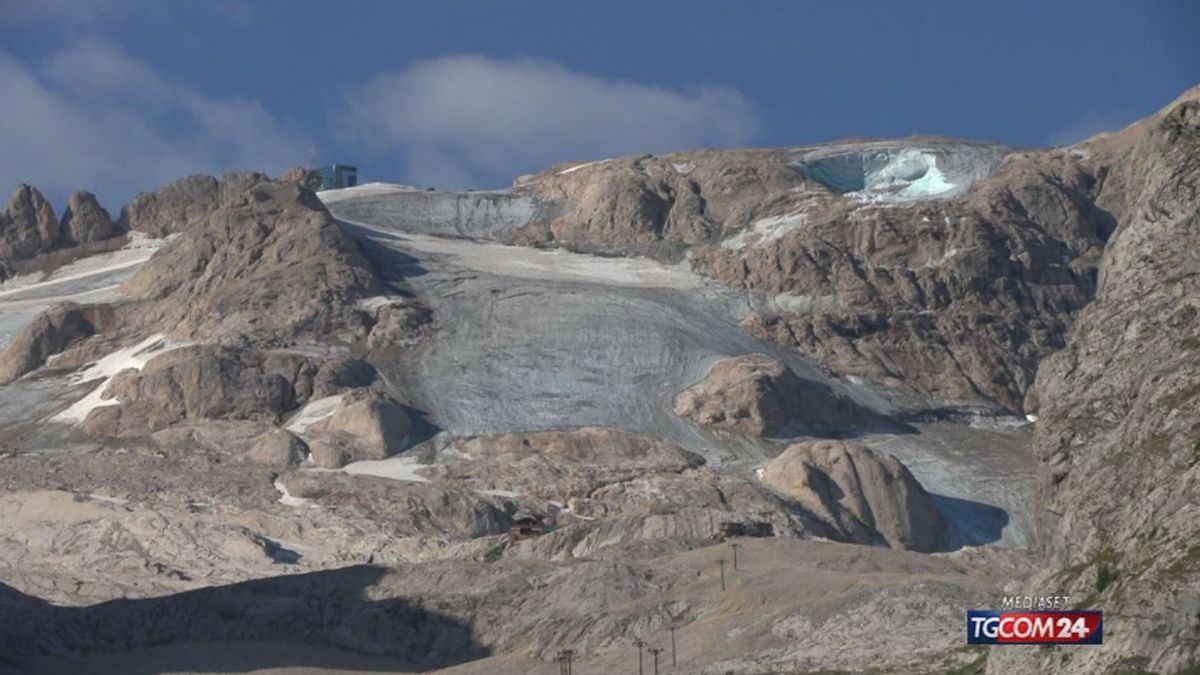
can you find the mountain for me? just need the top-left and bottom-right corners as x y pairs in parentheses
(0, 86), (1197, 674)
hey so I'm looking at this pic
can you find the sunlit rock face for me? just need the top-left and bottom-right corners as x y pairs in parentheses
(793, 141), (1011, 203)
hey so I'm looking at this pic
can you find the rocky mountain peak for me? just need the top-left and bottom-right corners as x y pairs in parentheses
(60, 191), (116, 245)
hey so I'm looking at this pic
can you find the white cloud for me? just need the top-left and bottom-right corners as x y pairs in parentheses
(0, 37), (304, 210)
(341, 54), (762, 188)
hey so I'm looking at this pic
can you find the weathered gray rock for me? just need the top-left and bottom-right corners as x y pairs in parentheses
(762, 440), (945, 552)
(60, 191), (116, 245)
(118, 175), (220, 238)
(0, 184), (61, 278)
(420, 427), (706, 503)
(0, 303), (114, 384)
(83, 346), (303, 437)
(247, 428), (308, 467)
(280, 166), (324, 192)
(307, 390), (411, 468)
(514, 142), (1120, 413)
(120, 179), (382, 345)
(81, 346), (377, 438)
(992, 89), (1200, 675)
(674, 353), (864, 436)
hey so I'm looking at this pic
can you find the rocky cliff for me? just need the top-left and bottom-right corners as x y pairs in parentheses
(991, 90), (1200, 674)
(514, 139), (1124, 414)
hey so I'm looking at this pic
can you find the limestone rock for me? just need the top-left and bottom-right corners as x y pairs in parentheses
(366, 301), (433, 350)
(992, 92), (1200, 674)
(674, 354), (864, 436)
(307, 390), (411, 468)
(247, 428), (308, 467)
(0, 184), (61, 275)
(280, 166), (324, 192)
(0, 304), (114, 384)
(118, 175), (220, 238)
(420, 427), (705, 502)
(762, 440), (945, 552)
(119, 179), (382, 345)
(80, 345), (376, 439)
(515, 141), (1121, 413)
(60, 191), (116, 245)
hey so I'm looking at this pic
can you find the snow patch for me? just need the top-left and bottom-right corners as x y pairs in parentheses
(769, 292), (844, 314)
(0, 236), (165, 299)
(1025, 414), (1038, 423)
(357, 295), (405, 311)
(343, 452), (430, 483)
(274, 478), (317, 508)
(87, 493), (129, 506)
(51, 334), (181, 423)
(318, 182), (420, 204)
(672, 162), (695, 175)
(284, 395), (344, 434)
(722, 213), (808, 250)
(557, 159), (610, 175)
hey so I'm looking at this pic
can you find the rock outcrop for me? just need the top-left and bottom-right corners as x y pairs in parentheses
(0, 184), (60, 264)
(513, 141), (1123, 413)
(81, 346), (376, 438)
(0, 304), (115, 384)
(992, 92), (1200, 674)
(763, 440), (945, 552)
(306, 389), (412, 468)
(117, 175), (219, 238)
(674, 353), (865, 436)
(60, 191), (116, 245)
(119, 179), (382, 345)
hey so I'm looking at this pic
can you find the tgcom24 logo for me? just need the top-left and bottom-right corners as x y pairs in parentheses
(967, 610), (1103, 645)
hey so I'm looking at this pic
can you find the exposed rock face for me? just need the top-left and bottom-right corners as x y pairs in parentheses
(281, 472), (518, 539)
(674, 353), (864, 436)
(0, 184), (62, 276)
(118, 171), (271, 238)
(306, 389), (412, 468)
(84, 346), (309, 436)
(119, 179), (382, 345)
(280, 165), (325, 192)
(515, 141), (1122, 412)
(60, 191), (115, 245)
(699, 152), (1115, 413)
(365, 300), (433, 351)
(992, 94), (1200, 674)
(513, 149), (814, 259)
(118, 174), (219, 238)
(763, 440), (945, 552)
(246, 428), (308, 467)
(0, 304), (114, 384)
(81, 346), (375, 438)
(421, 427), (707, 503)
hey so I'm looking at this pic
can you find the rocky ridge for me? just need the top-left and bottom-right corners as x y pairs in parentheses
(991, 89), (1200, 675)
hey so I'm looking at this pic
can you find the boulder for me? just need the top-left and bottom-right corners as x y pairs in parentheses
(763, 440), (945, 552)
(307, 390), (411, 468)
(247, 428), (308, 467)
(674, 354), (863, 436)
(83, 346), (312, 437)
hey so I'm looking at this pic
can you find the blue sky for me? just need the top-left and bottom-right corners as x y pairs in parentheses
(1, 0), (1197, 209)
